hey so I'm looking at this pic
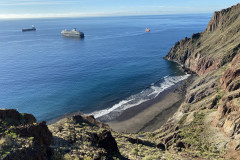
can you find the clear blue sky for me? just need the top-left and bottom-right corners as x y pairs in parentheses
(0, 0), (239, 19)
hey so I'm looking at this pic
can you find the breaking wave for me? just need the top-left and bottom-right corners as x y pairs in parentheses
(91, 74), (190, 118)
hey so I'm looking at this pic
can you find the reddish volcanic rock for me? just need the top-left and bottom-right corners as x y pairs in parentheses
(214, 53), (240, 140)
(220, 54), (240, 92)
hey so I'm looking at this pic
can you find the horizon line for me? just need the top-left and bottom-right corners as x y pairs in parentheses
(0, 12), (212, 20)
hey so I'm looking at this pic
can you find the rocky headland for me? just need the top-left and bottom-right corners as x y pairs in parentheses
(1, 3), (240, 160)
(163, 3), (240, 159)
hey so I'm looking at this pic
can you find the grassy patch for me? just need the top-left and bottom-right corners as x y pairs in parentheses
(179, 111), (223, 159)
(178, 114), (189, 126)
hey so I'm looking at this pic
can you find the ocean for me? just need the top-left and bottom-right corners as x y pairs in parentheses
(0, 14), (211, 121)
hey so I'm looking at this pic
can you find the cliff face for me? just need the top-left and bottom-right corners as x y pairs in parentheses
(165, 3), (240, 76)
(206, 4), (240, 32)
(161, 3), (240, 159)
(215, 53), (240, 138)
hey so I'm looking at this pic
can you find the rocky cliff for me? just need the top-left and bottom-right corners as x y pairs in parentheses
(161, 3), (240, 159)
(165, 3), (240, 76)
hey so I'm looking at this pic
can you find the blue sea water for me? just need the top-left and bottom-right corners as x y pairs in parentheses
(0, 15), (211, 121)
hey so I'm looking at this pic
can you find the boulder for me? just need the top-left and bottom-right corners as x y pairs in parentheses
(12, 121), (52, 146)
(98, 130), (119, 155)
(0, 109), (36, 126)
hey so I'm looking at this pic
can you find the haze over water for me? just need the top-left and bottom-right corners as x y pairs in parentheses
(0, 15), (211, 121)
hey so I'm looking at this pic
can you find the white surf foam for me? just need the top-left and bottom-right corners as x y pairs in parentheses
(91, 74), (190, 118)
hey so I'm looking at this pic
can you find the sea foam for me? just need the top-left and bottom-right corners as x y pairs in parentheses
(91, 74), (190, 119)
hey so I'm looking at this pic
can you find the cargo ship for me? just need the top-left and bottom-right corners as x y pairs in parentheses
(22, 25), (36, 32)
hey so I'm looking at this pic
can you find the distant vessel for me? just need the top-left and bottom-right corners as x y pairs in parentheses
(22, 25), (36, 32)
(61, 28), (84, 38)
(145, 28), (150, 32)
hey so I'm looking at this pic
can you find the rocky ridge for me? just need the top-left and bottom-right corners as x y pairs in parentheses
(0, 109), (186, 160)
(161, 3), (240, 159)
(165, 3), (240, 76)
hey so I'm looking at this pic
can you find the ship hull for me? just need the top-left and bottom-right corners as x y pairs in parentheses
(62, 32), (84, 38)
(22, 28), (36, 32)
(61, 29), (84, 38)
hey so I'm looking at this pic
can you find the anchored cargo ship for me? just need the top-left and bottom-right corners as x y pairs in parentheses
(61, 28), (84, 38)
(22, 25), (36, 32)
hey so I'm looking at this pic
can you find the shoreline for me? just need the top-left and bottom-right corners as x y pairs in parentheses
(47, 74), (195, 134)
(106, 75), (195, 133)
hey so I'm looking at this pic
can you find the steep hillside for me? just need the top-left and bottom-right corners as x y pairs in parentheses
(159, 3), (240, 159)
(165, 3), (240, 76)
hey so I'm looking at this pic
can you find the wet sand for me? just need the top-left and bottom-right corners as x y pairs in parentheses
(106, 76), (194, 133)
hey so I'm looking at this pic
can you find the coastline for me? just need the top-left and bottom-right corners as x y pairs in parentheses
(47, 74), (196, 134)
(106, 75), (195, 133)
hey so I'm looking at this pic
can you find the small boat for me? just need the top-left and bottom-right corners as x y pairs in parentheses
(22, 25), (36, 32)
(61, 28), (84, 38)
(145, 28), (150, 32)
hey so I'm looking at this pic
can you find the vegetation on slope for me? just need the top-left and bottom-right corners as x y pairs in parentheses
(162, 3), (240, 159)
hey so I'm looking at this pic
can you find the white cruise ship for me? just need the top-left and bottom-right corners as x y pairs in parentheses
(61, 28), (84, 38)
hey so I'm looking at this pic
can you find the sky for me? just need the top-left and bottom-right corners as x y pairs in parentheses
(0, 0), (239, 19)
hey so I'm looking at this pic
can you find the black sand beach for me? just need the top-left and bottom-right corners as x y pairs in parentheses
(106, 75), (196, 133)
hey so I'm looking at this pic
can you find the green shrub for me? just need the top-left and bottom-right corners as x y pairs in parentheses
(84, 157), (93, 160)
(178, 114), (188, 125)
(131, 148), (138, 156)
(143, 155), (156, 160)
(63, 154), (72, 160)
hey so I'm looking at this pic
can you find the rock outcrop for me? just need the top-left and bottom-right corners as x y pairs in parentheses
(0, 110), (123, 160)
(0, 109), (36, 126)
(0, 109), (52, 160)
(48, 114), (122, 160)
